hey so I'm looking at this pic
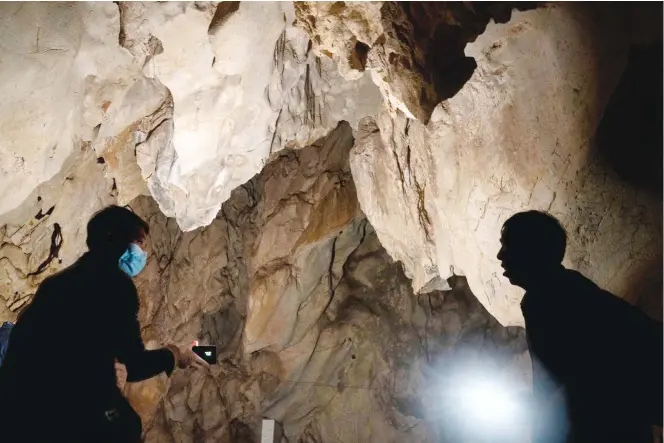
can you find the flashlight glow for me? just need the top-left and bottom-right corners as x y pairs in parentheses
(456, 377), (520, 428)
(425, 358), (532, 442)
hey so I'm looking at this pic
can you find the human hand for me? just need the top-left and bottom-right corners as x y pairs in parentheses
(114, 359), (128, 390)
(181, 345), (210, 371)
(166, 342), (210, 371)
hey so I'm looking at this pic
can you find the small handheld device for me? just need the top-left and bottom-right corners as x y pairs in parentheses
(192, 343), (217, 365)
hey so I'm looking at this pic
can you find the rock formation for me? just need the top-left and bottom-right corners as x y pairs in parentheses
(343, 3), (663, 325)
(125, 126), (529, 442)
(0, 1), (661, 442)
(0, 2), (381, 232)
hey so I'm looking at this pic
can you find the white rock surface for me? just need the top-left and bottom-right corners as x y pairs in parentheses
(132, 1), (381, 231)
(0, 3), (106, 217)
(0, 2), (180, 217)
(0, 1), (382, 233)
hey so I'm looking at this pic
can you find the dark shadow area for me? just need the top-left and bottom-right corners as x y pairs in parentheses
(626, 252), (663, 322)
(595, 40), (663, 198)
(386, 2), (538, 122)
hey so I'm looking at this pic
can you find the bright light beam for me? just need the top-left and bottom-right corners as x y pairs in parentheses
(426, 360), (532, 442)
(456, 376), (520, 428)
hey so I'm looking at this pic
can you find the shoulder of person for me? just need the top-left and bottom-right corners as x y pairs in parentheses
(112, 271), (141, 313)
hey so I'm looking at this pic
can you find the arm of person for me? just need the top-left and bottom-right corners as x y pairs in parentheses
(114, 284), (209, 382)
(115, 310), (176, 383)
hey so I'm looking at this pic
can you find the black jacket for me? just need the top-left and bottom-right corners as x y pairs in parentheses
(0, 252), (174, 440)
(522, 267), (662, 442)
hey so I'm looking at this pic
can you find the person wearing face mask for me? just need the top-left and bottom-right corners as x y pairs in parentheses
(0, 205), (208, 443)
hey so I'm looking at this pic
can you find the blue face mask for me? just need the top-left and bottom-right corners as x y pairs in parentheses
(118, 243), (147, 277)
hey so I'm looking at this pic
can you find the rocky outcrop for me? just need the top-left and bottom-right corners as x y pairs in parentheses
(136, 1), (381, 231)
(0, 2), (381, 233)
(2, 3), (660, 330)
(295, 2), (536, 123)
(348, 3), (663, 325)
(119, 125), (529, 443)
(0, 2), (661, 442)
(0, 2), (139, 218)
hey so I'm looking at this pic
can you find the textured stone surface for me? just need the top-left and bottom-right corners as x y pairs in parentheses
(0, 2), (132, 218)
(349, 3), (663, 326)
(0, 1), (381, 233)
(294, 1), (385, 80)
(0, 2), (661, 442)
(0, 147), (116, 322)
(139, 1), (381, 231)
(120, 126), (529, 442)
(296, 2), (535, 123)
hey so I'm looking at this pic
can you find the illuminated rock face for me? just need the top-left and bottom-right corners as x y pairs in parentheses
(347, 3), (662, 325)
(126, 126), (530, 442)
(0, 2), (661, 442)
(0, 2), (381, 233)
(136, 1), (381, 231)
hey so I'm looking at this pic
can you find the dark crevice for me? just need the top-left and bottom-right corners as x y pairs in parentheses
(35, 205), (55, 220)
(115, 1), (127, 48)
(381, 2), (538, 122)
(27, 223), (63, 277)
(327, 235), (338, 298)
(348, 38), (370, 71)
(303, 64), (320, 127)
(595, 40), (663, 197)
(268, 108), (283, 157)
(414, 178), (432, 242)
(392, 148), (406, 197)
(208, 1), (241, 35)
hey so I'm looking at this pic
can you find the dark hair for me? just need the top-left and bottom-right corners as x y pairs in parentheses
(86, 205), (149, 254)
(502, 210), (567, 264)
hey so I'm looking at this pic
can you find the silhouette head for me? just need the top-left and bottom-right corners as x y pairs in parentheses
(86, 205), (149, 262)
(497, 210), (567, 290)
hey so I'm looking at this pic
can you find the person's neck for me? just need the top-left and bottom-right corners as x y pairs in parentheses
(85, 250), (120, 268)
(523, 264), (565, 292)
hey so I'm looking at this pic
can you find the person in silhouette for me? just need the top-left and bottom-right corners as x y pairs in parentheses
(498, 210), (662, 443)
(0, 205), (208, 443)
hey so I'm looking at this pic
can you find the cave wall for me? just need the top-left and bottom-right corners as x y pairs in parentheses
(0, 1), (382, 233)
(121, 125), (529, 442)
(333, 3), (662, 325)
(1, 2), (660, 327)
(0, 2), (661, 442)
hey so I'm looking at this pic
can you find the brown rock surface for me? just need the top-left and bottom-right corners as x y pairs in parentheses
(0, 2), (660, 442)
(118, 125), (528, 442)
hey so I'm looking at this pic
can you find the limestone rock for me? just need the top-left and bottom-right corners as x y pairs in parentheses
(0, 3), (660, 442)
(121, 125), (528, 443)
(137, 2), (381, 231)
(0, 2), (381, 234)
(0, 1), (174, 218)
(0, 3), (122, 218)
(294, 1), (385, 80)
(350, 3), (662, 326)
(0, 148), (116, 322)
(296, 2), (535, 123)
